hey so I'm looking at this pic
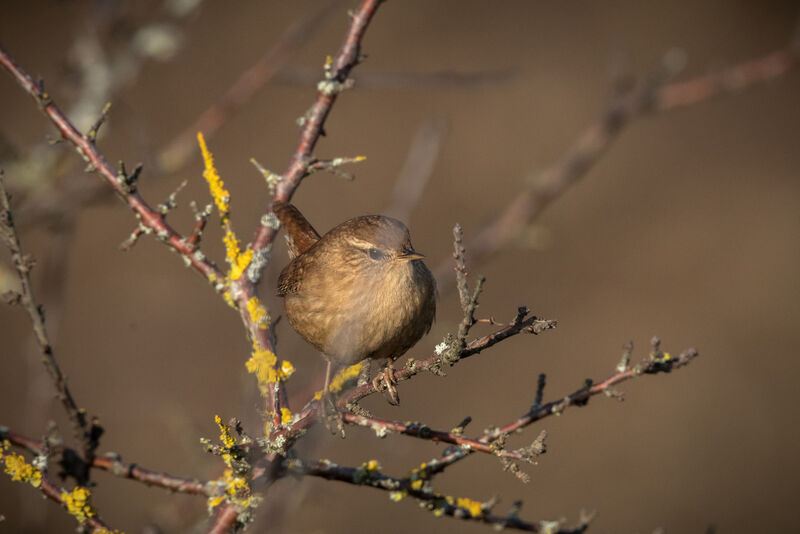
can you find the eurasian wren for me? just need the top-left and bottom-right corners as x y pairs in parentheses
(274, 201), (436, 404)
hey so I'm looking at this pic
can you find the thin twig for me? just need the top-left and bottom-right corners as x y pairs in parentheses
(249, 0), (383, 254)
(284, 458), (591, 533)
(0, 171), (100, 485)
(0, 44), (224, 285)
(425, 346), (699, 478)
(434, 46), (800, 285)
(0, 427), (212, 496)
(157, 0), (345, 174)
(341, 412), (533, 463)
(384, 116), (448, 221)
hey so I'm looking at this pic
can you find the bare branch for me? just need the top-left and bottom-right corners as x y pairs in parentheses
(0, 44), (225, 286)
(157, 0), (346, 174)
(384, 116), (448, 221)
(0, 171), (101, 485)
(434, 46), (800, 285)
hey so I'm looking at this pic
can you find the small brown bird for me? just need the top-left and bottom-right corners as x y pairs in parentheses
(274, 201), (436, 404)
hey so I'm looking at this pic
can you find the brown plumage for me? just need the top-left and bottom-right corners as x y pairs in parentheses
(274, 201), (436, 404)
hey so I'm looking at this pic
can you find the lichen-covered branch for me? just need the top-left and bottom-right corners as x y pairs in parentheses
(1, 427), (212, 496)
(284, 458), (592, 533)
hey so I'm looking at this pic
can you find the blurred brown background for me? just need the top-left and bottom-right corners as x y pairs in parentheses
(1, 1), (799, 533)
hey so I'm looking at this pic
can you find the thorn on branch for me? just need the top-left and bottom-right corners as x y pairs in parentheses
(157, 180), (187, 215)
(85, 102), (112, 145)
(532, 373), (546, 410)
(617, 340), (634, 372)
(307, 155), (366, 181)
(185, 201), (213, 250)
(573, 379), (593, 407)
(451, 416), (472, 437)
(116, 161), (142, 194)
(118, 224), (146, 251)
(250, 158), (282, 196)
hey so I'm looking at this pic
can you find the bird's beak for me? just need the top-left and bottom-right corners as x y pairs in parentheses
(399, 249), (425, 261)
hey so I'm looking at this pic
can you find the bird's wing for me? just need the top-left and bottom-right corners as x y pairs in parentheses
(277, 255), (305, 296)
(272, 201), (320, 259)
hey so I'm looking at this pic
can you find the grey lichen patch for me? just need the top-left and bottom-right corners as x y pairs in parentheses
(246, 248), (270, 284)
(261, 212), (280, 230)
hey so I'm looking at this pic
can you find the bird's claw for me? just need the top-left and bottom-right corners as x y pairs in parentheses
(318, 392), (345, 437)
(372, 365), (400, 405)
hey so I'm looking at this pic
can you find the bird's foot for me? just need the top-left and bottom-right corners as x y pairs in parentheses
(372, 364), (400, 406)
(318, 392), (345, 437)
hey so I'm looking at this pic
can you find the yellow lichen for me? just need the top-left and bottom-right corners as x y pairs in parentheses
(61, 486), (96, 523)
(389, 490), (405, 502)
(197, 132), (256, 286)
(246, 347), (294, 394)
(280, 408), (293, 425)
(456, 497), (484, 518)
(280, 360), (296, 378)
(246, 297), (270, 330)
(214, 415), (236, 448)
(206, 417), (261, 516)
(364, 459), (381, 471)
(328, 362), (363, 393)
(2, 450), (42, 488)
(197, 132), (230, 216)
(223, 229), (252, 281)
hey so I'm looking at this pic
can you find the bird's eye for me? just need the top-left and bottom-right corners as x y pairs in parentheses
(368, 248), (385, 261)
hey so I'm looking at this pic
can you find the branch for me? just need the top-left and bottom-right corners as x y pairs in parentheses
(157, 0), (345, 174)
(221, 0), (385, 444)
(341, 412), (537, 464)
(424, 342), (699, 478)
(0, 44), (225, 285)
(0, 427), (213, 496)
(0, 171), (101, 485)
(284, 458), (592, 533)
(434, 45), (800, 285)
(338, 307), (556, 408)
(249, 0), (383, 254)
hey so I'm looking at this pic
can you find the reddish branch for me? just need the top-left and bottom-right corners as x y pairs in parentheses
(341, 412), (532, 462)
(0, 44), (224, 284)
(425, 345), (699, 477)
(224, 0), (382, 441)
(157, 0), (345, 174)
(202, 3), (385, 532)
(434, 45), (800, 284)
(249, 0), (382, 253)
(1, 428), (212, 496)
(38, 473), (115, 532)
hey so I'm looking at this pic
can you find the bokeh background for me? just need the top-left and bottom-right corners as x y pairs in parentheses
(1, 1), (799, 532)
